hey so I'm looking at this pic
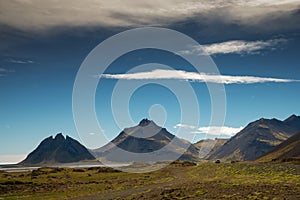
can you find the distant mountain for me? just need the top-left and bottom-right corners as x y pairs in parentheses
(257, 132), (300, 162)
(92, 119), (200, 162)
(20, 133), (95, 165)
(194, 138), (228, 158)
(207, 115), (300, 161)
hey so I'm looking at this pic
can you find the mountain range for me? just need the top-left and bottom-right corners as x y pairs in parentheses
(207, 115), (300, 161)
(19, 115), (300, 165)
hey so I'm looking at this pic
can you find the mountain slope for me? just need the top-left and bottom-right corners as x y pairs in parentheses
(20, 133), (95, 165)
(207, 115), (300, 161)
(257, 132), (300, 162)
(92, 119), (200, 162)
(194, 138), (228, 158)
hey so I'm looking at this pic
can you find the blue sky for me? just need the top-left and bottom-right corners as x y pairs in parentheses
(0, 0), (300, 163)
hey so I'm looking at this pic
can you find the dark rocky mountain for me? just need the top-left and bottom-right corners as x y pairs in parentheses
(92, 119), (200, 162)
(194, 138), (228, 158)
(207, 115), (300, 161)
(20, 133), (95, 165)
(257, 132), (300, 162)
(284, 114), (300, 130)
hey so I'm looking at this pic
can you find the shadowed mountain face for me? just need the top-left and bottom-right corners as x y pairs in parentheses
(257, 132), (300, 162)
(92, 119), (200, 162)
(20, 133), (95, 165)
(208, 115), (300, 161)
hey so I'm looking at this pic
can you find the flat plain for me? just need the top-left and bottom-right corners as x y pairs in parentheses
(1, 162), (300, 200)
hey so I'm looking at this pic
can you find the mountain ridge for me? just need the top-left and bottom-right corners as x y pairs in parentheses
(18, 115), (300, 165)
(207, 115), (300, 161)
(257, 131), (300, 162)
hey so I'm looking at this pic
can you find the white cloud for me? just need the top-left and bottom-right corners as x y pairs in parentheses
(0, 68), (15, 76)
(179, 39), (287, 55)
(0, 0), (299, 31)
(250, 0), (300, 6)
(7, 58), (35, 64)
(174, 123), (244, 137)
(100, 69), (298, 84)
(194, 126), (244, 136)
(173, 124), (196, 129)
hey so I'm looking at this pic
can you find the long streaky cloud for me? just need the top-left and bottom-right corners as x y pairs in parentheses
(7, 58), (35, 64)
(179, 39), (287, 55)
(100, 69), (298, 84)
(0, 1), (299, 31)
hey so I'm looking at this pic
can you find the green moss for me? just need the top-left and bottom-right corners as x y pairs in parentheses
(194, 189), (207, 195)
(0, 163), (299, 199)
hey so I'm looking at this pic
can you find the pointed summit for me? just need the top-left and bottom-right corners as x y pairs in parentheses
(54, 133), (65, 141)
(284, 114), (300, 129)
(284, 114), (299, 122)
(138, 118), (152, 127)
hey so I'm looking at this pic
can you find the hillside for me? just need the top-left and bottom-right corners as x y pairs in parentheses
(207, 115), (300, 161)
(257, 131), (300, 162)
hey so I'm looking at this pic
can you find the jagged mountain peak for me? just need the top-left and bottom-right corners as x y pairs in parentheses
(20, 133), (95, 165)
(255, 117), (281, 124)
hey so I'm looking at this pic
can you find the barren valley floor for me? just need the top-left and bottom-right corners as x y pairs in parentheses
(1, 162), (300, 200)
